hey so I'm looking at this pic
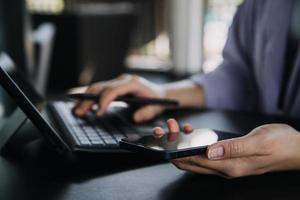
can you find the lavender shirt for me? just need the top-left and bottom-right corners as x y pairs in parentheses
(192, 0), (300, 119)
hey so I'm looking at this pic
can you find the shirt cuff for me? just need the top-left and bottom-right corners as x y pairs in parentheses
(190, 73), (232, 110)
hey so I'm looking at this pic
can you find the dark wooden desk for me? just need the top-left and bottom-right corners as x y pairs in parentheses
(1, 110), (300, 200)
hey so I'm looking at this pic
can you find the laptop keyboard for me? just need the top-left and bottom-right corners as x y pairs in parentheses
(52, 102), (137, 148)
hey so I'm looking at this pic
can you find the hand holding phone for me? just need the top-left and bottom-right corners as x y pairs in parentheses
(120, 119), (240, 160)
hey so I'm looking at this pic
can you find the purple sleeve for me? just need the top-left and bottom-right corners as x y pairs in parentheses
(192, 0), (258, 111)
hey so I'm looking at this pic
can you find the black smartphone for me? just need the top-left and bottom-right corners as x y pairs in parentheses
(119, 129), (241, 160)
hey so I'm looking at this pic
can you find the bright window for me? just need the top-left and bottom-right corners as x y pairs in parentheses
(203, 0), (243, 73)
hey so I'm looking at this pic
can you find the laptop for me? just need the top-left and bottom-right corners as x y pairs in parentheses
(0, 53), (159, 154)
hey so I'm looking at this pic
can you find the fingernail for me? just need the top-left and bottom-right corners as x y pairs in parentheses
(183, 124), (193, 134)
(153, 127), (164, 137)
(208, 146), (224, 160)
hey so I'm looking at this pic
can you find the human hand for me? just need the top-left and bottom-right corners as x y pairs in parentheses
(153, 118), (194, 141)
(153, 120), (300, 178)
(73, 74), (166, 122)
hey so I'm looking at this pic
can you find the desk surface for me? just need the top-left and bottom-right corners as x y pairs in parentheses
(1, 109), (300, 200)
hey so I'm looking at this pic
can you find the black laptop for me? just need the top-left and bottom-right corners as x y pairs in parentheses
(0, 53), (157, 154)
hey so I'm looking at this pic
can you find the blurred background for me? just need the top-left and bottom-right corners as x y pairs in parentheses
(0, 0), (242, 97)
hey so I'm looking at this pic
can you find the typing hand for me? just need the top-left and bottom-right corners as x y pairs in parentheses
(153, 120), (300, 178)
(73, 74), (166, 122)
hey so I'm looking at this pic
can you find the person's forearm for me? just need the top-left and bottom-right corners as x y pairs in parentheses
(163, 80), (205, 108)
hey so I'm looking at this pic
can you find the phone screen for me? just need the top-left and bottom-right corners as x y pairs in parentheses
(123, 129), (237, 152)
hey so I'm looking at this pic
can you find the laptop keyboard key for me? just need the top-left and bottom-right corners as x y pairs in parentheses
(52, 101), (139, 149)
(91, 140), (104, 146)
(113, 134), (125, 141)
(103, 138), (117, 145)
(80, 139), (91, 145)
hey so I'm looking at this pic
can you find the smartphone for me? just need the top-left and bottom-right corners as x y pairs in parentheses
(119, 129), (241, 160)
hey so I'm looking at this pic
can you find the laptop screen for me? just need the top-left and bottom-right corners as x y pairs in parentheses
(0, 54), (26, 150)
(0, 80), (17, 122)
(0, 53), (68, 152)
